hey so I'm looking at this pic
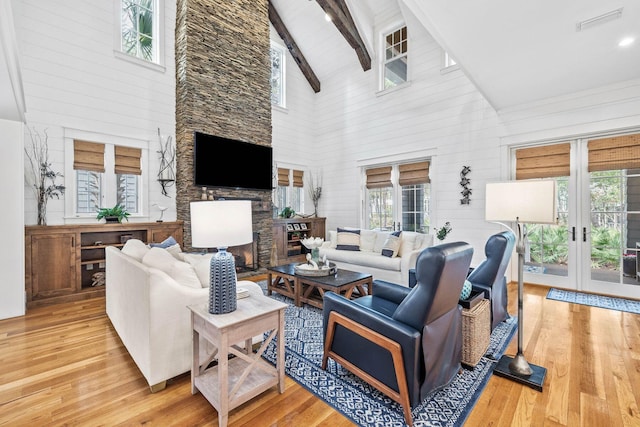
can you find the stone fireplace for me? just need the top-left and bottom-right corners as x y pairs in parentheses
(174, 0), (272, 275)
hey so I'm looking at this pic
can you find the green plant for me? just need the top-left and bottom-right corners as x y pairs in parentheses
(434, 222), (452, 241)
(280, 206), (295, 218)
(96, 204), (130, 223)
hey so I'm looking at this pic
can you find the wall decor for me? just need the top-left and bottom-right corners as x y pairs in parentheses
(157, 128), (176, 197)
(460, 166), (471, 205)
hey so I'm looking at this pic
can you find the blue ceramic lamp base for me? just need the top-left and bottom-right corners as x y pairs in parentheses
(209, 248), (237, 314)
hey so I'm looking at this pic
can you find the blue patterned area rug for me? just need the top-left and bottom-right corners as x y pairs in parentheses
(259, 284), (517, 427)
(546, 288), (640, 314)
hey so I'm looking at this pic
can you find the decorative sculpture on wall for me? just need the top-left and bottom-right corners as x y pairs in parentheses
(460, 165), (471, 204)
(157, 128), (176, 197)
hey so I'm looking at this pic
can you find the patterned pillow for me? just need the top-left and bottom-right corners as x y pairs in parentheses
(149, 235), (178, 248)
(336, 228), (361, 251)
(381, 231), (402, 258)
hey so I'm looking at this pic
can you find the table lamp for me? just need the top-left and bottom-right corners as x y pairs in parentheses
(485, 179), (557, 391)
(190, 200), (253, 314)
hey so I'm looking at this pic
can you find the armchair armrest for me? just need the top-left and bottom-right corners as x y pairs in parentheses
(323, 292), (420, 347)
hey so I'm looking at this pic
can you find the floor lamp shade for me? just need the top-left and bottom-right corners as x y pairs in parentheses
(190, 200), (253, 314)
(485, 179), (557, 391)
(485, 180), (557, 224)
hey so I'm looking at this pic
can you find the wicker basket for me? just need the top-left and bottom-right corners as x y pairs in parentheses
(461, 298), (491, 367)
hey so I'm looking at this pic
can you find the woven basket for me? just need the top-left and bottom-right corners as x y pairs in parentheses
(461, 298), (491, 367)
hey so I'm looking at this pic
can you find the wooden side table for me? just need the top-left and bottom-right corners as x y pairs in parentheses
(189, 292), (287, 427)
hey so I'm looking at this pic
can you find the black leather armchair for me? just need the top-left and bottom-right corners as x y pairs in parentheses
(322, 242), (473, 426)
(467, 230), (516, 330)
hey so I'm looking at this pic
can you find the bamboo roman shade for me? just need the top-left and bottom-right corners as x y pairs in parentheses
(293, 169), (304, 187)
(588, 133), (640, 172)
(277, 168), (289, 186)
(366, 166), (392, 189)
(515, 143), (570, 180)
(398, 161), (430, 185)
(73, 140), (105, 172)
(114, 146), (142, 175)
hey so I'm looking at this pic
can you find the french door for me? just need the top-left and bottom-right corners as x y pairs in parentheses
(520, 134), (640, 300)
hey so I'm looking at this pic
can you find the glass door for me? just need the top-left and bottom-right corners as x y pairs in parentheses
(581, 168), (640, 299)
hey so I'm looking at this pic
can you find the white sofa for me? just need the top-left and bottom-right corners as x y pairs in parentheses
(318, 228), (433, 285)
(105, 242), (263, 392)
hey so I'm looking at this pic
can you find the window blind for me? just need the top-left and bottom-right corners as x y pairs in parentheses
(515, 143), (570, 179)
(398, 161), (430, 185)
(73, 140), (105, 173)
(366, 166), (392, 189)
(114, 146), (142, 175)
(293, 169), (304, 187)
(588, 133), (640, 172)
(277, 168), (289, 186)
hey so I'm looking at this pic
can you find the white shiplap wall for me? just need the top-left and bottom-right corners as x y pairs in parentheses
(271, 6), (640, 271)
(18, 0), (177, 225)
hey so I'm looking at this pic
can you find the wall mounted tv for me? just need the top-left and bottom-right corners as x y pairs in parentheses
(193, 131), (273, 191)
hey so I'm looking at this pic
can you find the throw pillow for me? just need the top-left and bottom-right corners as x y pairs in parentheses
(149, 235), (178, 249)
(142, 247), (201, 289)
(121, 239), (149, 262)
(336, 228), (361, 251)
(381, 231), (402, 257)
(183, 253), (214, 288)
(460, 279), (472, 300)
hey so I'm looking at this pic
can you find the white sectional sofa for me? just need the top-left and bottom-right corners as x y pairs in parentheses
(105, 240), (262, 392)
(318, 228), (433, 285)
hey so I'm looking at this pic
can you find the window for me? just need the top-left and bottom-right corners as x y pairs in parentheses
(270, 43), (286, 107)
(121, 0), (158, 63)
(275, 167), (304, 215)
(366, 161), (430, 232)
(67, 136), (145, 219)
(382, 26), (408, 90)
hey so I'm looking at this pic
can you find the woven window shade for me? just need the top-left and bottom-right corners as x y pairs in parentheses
(515, 143), (570, 180)
(588, 134), (640, 172)
(366, 166), (392, 189)
(277, 168), (289, 186)
(73, 140), (105, 172)
(399, 161), (430, 185)
(114, 146), (142, 175)
(293, 169), (304, 187)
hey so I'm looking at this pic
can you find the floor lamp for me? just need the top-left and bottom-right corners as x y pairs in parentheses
(485, 180), (557, 391)
(190, 200), (253, 314)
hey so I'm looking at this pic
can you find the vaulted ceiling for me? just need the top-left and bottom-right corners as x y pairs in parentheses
(270, 0), (640, 110)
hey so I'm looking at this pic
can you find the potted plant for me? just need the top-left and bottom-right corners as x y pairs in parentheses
(96, 204), (130, 223)
(280, 206), (295, 218)
(434, 222), (452, 241)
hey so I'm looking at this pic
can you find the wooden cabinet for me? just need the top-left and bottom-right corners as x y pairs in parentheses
(272, 217), (325, 265)
(25, 221), (184, 308)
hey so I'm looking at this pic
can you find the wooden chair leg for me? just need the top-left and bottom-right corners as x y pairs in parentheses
(322, 311), (413, 426)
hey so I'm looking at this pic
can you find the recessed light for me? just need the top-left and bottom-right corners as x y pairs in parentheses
(619, 37), (635, 47)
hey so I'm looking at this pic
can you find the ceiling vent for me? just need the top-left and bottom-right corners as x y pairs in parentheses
(576, 8), (623, 31)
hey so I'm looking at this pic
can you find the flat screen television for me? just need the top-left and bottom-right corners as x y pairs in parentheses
(193, 131), (273, 191)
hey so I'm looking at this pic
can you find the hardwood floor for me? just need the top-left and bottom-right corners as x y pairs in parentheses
(1, 278), (639, 426)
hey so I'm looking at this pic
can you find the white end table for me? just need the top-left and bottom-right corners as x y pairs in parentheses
(188, 289), (287, 427)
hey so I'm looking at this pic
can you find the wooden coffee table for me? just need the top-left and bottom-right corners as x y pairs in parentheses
(267, 263), (372, 309)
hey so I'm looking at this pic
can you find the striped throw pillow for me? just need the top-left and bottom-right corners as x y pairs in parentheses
(336, 228), (361, 251)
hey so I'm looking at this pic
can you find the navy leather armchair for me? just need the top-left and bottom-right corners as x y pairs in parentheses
(467, 230), (516, 330)
(321, 242), (473, 426)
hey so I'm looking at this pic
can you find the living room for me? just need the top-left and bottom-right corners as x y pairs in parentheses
(1, 0), (640, 425)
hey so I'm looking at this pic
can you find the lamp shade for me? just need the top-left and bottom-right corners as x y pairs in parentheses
(485, 180), (557, 224)
(190, 200), (253, 248)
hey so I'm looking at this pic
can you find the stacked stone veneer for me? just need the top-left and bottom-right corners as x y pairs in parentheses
(175, 0), (273, 272)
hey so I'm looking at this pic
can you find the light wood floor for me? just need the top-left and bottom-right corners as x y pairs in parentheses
(1, 278), (639, 426)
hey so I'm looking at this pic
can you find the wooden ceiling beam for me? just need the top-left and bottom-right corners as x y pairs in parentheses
(316, 0), (371, 71)
(268, 1), (321, 93)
